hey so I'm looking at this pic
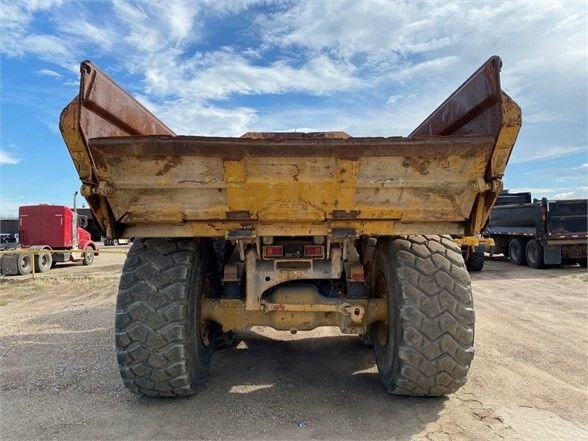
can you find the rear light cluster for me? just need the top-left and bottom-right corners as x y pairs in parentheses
(262, 245), (325, 259)
(303, 245), (324, 257)
(263, 246), (283, 257)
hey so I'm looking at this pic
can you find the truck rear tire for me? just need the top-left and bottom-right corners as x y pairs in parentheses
(369, 235), (475, 396)
(17, 254), (32, 275)
(466, 251), (485, 272)
(508, 238), (527, 266)
(115, 238), (214, 397)
(525, 239), (545, 269)
(34, 250), (52, 273)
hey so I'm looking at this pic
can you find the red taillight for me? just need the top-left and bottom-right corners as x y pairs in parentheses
(263, 246), (284, 258)
(304, 245), (324, 258)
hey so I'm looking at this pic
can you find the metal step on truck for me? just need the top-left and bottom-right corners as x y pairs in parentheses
(487, 191), (587, 268)
(60, 56), (521, 397)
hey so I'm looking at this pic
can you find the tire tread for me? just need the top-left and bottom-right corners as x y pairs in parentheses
(115, 238), (205, 397)
(378, 235), (475, 396)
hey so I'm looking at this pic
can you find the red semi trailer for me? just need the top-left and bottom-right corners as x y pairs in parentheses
(0, 204), (98, 276)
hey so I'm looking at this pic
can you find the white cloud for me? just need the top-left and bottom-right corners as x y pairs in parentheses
(1, 0), (587, 161)
(390, 55), (460, 82)
(510, 145), (587, 164)
(553, 191), (575, 200)
(36, 68), (62, 78)
(509, 188), (554, 194)
(145, 51), (360, 100)
(254, 0), (587, 136)
(524, 110), (571, 124)
(0, 197), (25, 218)
(0, 1), (72, 65)
(152, 100), (258, 136)
(0, 149), (21, 165)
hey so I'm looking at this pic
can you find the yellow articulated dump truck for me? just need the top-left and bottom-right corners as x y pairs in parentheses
(60, 56), (520, 398)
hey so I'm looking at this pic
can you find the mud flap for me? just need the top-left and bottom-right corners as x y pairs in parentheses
(0, 254), (19, 276)
(544, 245), (562, 265)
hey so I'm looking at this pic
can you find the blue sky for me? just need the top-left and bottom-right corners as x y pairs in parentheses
(0, 0), (586, 218)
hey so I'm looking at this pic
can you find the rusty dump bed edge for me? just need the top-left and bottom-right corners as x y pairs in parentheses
(60, 56), (521, 239)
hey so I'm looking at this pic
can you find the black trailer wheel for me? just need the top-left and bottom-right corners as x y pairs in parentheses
(508, 238), (527, 266)
(82, 247), (95, 266)
(116, 238), (215, 397)
(17, 254), (32, 275)
(34, 250), (53, 273)
(525, 239), (545, 269)
(466, 250), (485, 272)
(369, 235), (475, 396)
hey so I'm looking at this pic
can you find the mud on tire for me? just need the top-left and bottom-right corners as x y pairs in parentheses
(369, 235), (475, 396)
(115, 238), (214, 397)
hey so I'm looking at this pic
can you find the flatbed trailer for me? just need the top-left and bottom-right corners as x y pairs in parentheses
(60, 56), (520, 398)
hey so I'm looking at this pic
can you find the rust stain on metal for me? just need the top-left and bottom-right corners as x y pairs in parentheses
(402, 157), (431, 175)
(332, 210), (360, 219)
(226, 211), (251, 220)
(59, 56), (521, 239)
(155, 156), (182, 176)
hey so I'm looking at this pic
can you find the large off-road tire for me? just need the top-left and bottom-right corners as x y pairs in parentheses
(466, 250), (485, 272)
(369, 235), (475, 396)
(115, 238), (215, 397)
(509, 238), (527, 266)
(525, 239), (545, 269)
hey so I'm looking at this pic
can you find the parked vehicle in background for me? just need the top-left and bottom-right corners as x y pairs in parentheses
(486, 192), (587, 268)
(0, 204), (98, 276)
(102, 237), (130, 246)
(0, 234), (18, 250)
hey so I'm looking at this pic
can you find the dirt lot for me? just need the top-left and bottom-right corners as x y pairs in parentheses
(0, 250), (586, 440)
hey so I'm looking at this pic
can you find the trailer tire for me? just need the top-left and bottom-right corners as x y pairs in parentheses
(17, 254), (33, 275)
(34, 250), (52, 273)
(369, 235), (475, 396)
(466, 251), (485, 272)
(82, 246), (95, 266)
(115, 238), (215, 397)
(525, 239), (545, 269)
(508, 238), (527, 266)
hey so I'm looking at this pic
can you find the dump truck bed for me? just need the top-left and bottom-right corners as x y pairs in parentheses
(487, 199), (588, 243)
(60, 56), (521, 239)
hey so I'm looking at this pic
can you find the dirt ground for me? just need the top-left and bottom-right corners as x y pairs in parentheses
(0, 249), (586, 441)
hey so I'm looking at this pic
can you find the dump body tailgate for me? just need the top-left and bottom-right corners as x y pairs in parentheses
(546, 199), (588, 242)
(60, 57), (521, 239)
